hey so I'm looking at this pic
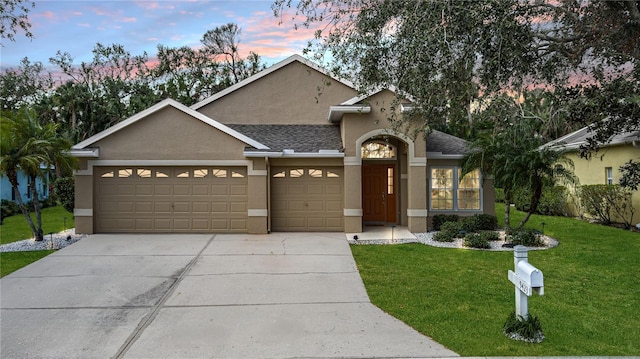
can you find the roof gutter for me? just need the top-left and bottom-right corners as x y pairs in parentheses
(244, 149), (344, 158)
(328, 105), (371, 122)
(68, 148), (100, 158)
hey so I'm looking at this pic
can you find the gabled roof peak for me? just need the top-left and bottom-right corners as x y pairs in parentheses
(190, 54), (355, 110)
(71, 98), (268, 151)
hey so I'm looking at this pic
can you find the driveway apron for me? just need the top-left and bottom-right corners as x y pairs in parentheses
(1, 233), (458, 358)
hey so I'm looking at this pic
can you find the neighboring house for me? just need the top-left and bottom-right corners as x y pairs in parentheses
(70, 55), (495, 234)
(546, 125), (640, 225)
(1, 168), (50, 204)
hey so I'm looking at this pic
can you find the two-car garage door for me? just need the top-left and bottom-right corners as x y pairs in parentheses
(95, 166), (247, 233)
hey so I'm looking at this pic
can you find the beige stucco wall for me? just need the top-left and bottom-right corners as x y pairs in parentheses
(92, 106), (248, 161)
(196, 62), (357, 125)
(565, 145), (640, 225)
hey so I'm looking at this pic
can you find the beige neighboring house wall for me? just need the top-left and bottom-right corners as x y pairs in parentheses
(565, 145), (640, 225)
(546, 126), (640, 226)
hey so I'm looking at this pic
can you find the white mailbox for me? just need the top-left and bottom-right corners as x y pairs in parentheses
(517, 261), (544, 294)
(507, 245), (544, 319)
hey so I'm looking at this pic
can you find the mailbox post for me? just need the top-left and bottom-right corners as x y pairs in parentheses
(508, 245), (544, 319)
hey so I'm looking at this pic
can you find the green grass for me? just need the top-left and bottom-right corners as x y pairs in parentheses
(350, 203), (640, 356)
(0, 205), (74, 245)
(0, 205), (74, 278)
(1, 250), (55, 277)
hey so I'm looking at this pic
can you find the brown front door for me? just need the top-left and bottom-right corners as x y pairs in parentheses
(362, 164), (396, 223)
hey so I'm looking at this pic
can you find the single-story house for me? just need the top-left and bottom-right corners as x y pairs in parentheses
(546, 125), (640, 225)
(1, 168), (51, 204)
(70, 55), (495, 234)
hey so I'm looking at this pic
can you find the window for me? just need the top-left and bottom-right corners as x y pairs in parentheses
(309, 169), (323, 178)
(290, 169), (304, 178)
(137, 168), (152, 178)
(327, 171), (340, 178)
(118, 169), (133, 178)
(605, 167), (613, 185)
(430, 167), (481, 211)
(194, 169), (208, 178)
(272, 171), (285, 178)
(231, 171), (245, 178)
(212, 169), (227, 178)
(362, 141), (395, 159)
(387, 167), (394, 195)
(155, 170), (169, 178)
(176, 171), (190, 178)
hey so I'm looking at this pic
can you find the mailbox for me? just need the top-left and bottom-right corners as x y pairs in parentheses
(516, 261), (544, 290)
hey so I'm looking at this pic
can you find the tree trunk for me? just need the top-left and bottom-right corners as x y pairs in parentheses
(517, 183), (543, 230)
(6, 171), (39, 240)
(503, 189), (512, 232)
(29, 175), (45, 241)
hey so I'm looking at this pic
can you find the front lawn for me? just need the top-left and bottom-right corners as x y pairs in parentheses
(350, 203), (640, 356)
(1, 205), (74, 245)
(1, 205), (74, 278)
(0, 250), (55, 277)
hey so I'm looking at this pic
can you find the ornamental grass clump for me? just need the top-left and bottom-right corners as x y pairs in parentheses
(503, 311), (544, 343)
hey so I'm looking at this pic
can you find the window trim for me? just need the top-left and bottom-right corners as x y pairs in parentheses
(429, 166), (482, 211)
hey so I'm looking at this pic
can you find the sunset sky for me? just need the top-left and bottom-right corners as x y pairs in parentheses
(1, 0), (317, 70)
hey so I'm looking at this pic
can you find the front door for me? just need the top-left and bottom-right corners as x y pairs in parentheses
(362, 164), (396, 223)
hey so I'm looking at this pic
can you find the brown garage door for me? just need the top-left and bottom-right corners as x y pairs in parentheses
(270, 167), (343, 231)
(95, 166), (247, 233)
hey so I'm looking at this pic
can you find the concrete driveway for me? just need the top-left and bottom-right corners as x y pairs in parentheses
(1, 233), (458, 358)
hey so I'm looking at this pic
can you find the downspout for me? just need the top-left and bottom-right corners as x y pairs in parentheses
(266, 157), (271, 234)
(633, 140), (640, 148)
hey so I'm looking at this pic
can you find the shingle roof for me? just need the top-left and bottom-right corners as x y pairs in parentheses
(227, 124), (343, 152)
(426, 130), (469, 155)
(546, 125), (640, 150)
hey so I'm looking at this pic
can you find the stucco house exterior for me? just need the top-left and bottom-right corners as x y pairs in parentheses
(70, 55), (495, 234)
(546, 125), (640, 225)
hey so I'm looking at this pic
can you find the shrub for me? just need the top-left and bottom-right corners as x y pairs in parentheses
(432, 214), (460, 231)
(54, 177), (75, 213)
(433, 230), (456, 242)
(503, 311), (544, 343)
(579, 184), (635, 229)
(1, 199), (21, 221)
(513, 186), (569, 216)
(464, 233), (490, 249)
(508, 228), (544, 247)
(440, 221), (464, 236)
(479, 230), (500, 241)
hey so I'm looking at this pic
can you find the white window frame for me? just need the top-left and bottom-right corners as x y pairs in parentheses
(605, 167), (613, 185)
(429, 166), (483, 211)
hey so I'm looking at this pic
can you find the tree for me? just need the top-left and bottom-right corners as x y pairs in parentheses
(273, 0), (639, 142)
(463, 108), (575, 231)
(0, 57), (53, 111)
(619, 160), (640, 191)
(0, 109), (76, 240)
(0, 0), (34, 43)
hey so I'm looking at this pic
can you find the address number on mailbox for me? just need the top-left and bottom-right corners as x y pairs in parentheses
(508, 270), (532, 296)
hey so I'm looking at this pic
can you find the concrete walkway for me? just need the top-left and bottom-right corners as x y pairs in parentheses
(1, 233), (458, 358)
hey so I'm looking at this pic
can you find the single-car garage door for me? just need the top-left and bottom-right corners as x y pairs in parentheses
(95, 166), (247, 233)
(270, 166), (343, 231)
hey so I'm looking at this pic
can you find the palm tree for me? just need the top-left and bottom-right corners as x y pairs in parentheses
(463, 118), (576, 231)
(0, 109), (76, 241)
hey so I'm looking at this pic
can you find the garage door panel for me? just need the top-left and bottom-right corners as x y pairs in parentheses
(211, 185), (229, 195)
(135, 202), (153, 212)
(135, 184), (153, 196)
(230, 202), (247, 213)
(325, 184), (342, 195)
(230, 185), (247, 196)
(191, 184), (209, 195)
(306, 200), (324, 211)
(307, 184), (324, 195)
(154, 185), (172, 195)
(211, 202), (229, 212)
(326, 200), (342, 211)
(95, 166), (248, 233)
(135, 219), (153, 230)
(192, 202), (210, 213)
(173, 185), (191, 196)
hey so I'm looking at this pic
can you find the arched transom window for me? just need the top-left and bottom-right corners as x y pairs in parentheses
(362, 141), (396, 159)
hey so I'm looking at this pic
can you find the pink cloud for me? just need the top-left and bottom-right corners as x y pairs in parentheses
(120, 17), (137, 23)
